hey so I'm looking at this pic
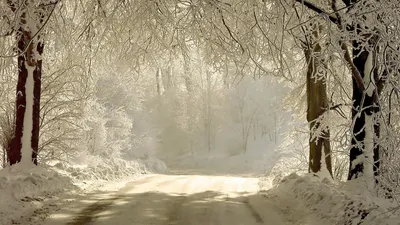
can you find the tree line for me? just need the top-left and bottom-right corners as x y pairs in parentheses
(1, 0), (400, 193)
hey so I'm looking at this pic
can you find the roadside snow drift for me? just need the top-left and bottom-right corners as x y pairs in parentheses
(0, 164), (74, 225)
(0, 157), (168, 225)
(266, 173), (400, 225)
(54, 157), (167, 182)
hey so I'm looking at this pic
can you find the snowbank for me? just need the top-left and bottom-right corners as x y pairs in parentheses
(0, 164), (74, 225)
(52, 157), (168, 189)
(0, 157), (168, 225)
(264, 173), (400, 225)
(56, 159), (145, 180)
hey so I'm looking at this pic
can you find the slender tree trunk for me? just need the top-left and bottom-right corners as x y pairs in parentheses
(373, 111), (380, 178)
(161, 66), (173, 92)
(183, 56), (192, 92)
(223, 57), (230, 89)
(155, 68), (161, 95)
(31, 41), (44, 165)
(183, 55), (194, 154)
(303, 34), (333, 177)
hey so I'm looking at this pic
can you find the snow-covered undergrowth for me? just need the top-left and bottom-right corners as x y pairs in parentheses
(0, 157), (167, 225)
(262, 173), (400, 225)
(53, 157), (167, 187)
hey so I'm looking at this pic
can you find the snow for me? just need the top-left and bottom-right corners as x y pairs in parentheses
(42, 173), (319, 225)
(0, 2), (397, 225)
(363, 113), (375, 190)
(20, 62), (36, 166)
(361, 50), (376, 187)
(49, 157), (168, 192)
(350, 113), (375, 185)
(0, 157), (168, 225)
(261, 173), (400, 225)
(0, 164), (74, 225)
(364, 52), (375, 97)
(3, 153), (398, 225)
(316, 146), (333, 181)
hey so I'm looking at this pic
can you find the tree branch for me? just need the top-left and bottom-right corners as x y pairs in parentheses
(1, 1), (59, 58)
(341, 42), (365, 91)
(294, 0), (338, 24)
(6, 0), (17, 12)
(296, 0), (365, 92)
(216, 5), (245, 53)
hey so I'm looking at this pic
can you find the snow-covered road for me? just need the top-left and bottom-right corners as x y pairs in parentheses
(43, 173), (318, 225)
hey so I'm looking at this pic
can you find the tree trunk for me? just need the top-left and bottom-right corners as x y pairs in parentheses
(183, 56), (192, 92)
(303, 36), (333, 177)
(155, 68), (161, 95)
(9, 4), (45, 166)
(31, 42), (44, 165)
(348, 41), (380, 182)
(293, 0), (382, 184)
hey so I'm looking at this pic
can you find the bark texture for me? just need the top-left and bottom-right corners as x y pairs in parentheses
(348, 40), (380, 180)
(9, 3), (46, 165)
(303, 33), (333, 177)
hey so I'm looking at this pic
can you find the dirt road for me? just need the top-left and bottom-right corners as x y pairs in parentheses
(43, 174), (313, 225)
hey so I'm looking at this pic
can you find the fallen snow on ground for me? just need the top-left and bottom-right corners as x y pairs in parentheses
(262, 173), (400, 225)
(0, 157), (167, 225)
(43, 173), (320, 225)
(52, 157), (167, 189)
(0, 164), (74, 225)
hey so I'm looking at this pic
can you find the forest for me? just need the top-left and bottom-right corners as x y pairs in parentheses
(0, 0), (400, 225)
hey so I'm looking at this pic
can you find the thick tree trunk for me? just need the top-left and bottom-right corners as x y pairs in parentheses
(348, 44), (380, 182)
(293, 0), (382, 184)
(304, 42), (333, 177)
(9, 7), (44, 166)
(10, 27), (30, 165)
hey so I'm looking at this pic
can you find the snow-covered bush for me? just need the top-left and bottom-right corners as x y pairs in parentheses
(61, 157), (147, 181)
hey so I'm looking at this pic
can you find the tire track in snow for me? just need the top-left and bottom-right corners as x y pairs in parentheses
(242, 198), (264, 223)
